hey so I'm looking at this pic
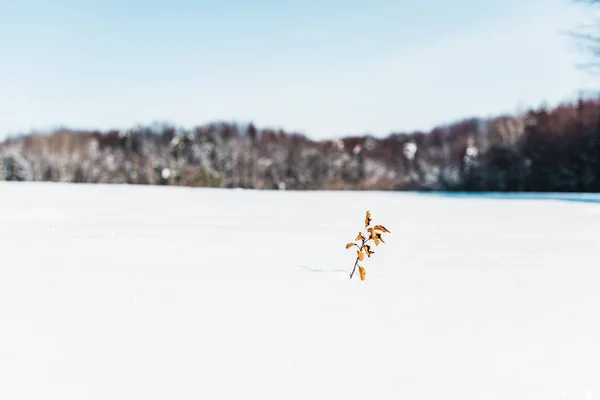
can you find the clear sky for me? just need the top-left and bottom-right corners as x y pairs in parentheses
(0, 0), (596, 140)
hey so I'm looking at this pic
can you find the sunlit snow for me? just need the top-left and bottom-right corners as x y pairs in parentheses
(1, 182), (599, 400)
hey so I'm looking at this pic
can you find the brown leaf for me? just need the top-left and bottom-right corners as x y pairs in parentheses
(368, 228), (380, 246)
(365, 210), (372, 228)
(357, 249), (365, 261)
(359, 266), (366, 281)
(355, 232), (365, 241)
(373, 237), (380, 246)
(364, 244), (374, 257)
(373, 224), (391, 233)
(346, 243), (355, 249)
(377, 233), (386, 244)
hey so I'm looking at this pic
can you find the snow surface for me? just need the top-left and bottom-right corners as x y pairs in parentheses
(0, 181), (599, 400)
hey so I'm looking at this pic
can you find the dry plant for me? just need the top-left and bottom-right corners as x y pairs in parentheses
(345, 210), (391, 280)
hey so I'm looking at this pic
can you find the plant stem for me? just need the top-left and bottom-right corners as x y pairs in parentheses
(349, 255), (360, 279)
(349, 238), (366, 279)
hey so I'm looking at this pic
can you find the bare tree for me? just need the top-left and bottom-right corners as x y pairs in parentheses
(570, 0), (600, 73)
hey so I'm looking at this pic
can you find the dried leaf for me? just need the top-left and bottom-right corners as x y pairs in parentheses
(346, 243), (355, 249)
(357, 249), (365, 261)
(365, 210), (372, 228)
(368, 228), (380, 246)
(364, 244), (374, 257)
(377, 233), (386, 244)
(373, 224), (391, 233)
(355, 232), (365, 241)
(373, 235), (380, 246)
(359, 266), (366, 280)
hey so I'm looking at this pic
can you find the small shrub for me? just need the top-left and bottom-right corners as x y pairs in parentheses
(345, 210), (391, 280)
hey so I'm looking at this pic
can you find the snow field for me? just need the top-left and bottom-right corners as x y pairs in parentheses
(0, 182), (599, 400)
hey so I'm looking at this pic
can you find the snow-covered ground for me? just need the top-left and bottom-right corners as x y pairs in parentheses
(1, 182), (599, 400)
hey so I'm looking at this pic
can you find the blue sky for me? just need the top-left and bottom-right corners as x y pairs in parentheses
(0, 0), (596, 140)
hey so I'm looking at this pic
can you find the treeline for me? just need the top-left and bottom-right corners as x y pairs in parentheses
(1, 98), (599, 191)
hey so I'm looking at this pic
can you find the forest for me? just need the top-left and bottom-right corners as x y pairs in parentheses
(1, 97), (599, 192)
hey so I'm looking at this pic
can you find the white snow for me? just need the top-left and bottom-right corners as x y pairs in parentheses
(0, 181), (599, 400)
